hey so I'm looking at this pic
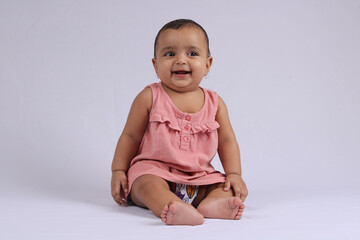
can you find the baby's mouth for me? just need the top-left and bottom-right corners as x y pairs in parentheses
(172, 70), (191, 76)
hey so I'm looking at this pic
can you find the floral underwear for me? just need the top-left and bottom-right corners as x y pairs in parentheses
(168, 182), (199, 205)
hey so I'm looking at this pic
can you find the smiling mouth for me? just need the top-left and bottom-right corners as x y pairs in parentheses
(173, 70), (191, 75)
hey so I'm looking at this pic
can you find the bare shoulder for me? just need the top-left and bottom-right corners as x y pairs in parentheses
(216, 95), (229, 118)
(132, 87), (153, 112)
(122, 87), (152, 142)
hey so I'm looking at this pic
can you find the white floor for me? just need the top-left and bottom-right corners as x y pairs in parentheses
(1, 186), (359, 240)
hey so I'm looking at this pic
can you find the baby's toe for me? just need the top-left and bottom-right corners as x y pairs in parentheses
(161, 205), (169, 219)
(235, 211), (242, 220)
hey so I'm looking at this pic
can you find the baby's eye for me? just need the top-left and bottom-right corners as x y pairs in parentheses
(188, 51), (198, 56)
(164, 52), (175, 57)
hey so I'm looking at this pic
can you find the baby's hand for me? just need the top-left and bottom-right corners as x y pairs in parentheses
(224, 173), (248, 202)
(111, 170), (128, 206)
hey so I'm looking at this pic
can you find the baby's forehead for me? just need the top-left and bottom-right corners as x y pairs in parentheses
(156, 26), (208, 48)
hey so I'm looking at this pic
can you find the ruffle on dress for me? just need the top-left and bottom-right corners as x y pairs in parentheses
(149, 112), (181, 131)
(191, 121), (220, 134)
(149, 112), (220, 134)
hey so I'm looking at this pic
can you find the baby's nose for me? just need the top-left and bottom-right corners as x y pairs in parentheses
(175, 54), (186, 64)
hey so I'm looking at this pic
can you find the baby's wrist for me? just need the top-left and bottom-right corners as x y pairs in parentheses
(226, 173), (242, 177)
(112, 169), (127, 173)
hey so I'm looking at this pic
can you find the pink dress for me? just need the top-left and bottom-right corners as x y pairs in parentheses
(126, 82), (226, 195)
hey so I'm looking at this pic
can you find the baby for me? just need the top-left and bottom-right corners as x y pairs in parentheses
(111, 19), (248, 225)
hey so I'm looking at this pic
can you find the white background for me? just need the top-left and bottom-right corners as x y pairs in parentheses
(1, 0), (359, 239)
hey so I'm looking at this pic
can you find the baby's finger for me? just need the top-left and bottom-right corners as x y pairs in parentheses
(111, 183), (119, 199)
(111, 182), (123, 204)
(114, 194), (122, 205)
(119, 186), (127, 204)
(241, 188), (248, 202)
(223, 181), (231, 191)
(121, 180), (129, 195)
(232, 185), (241, 198)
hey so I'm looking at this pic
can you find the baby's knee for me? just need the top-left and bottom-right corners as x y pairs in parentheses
(132, 174), (169, 194)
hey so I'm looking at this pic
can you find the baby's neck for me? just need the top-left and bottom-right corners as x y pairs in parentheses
(162, 84), (205, 114)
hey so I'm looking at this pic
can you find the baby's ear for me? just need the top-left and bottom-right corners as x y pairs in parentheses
(205, 56), (213, 74)
(152, 58), (158, 73)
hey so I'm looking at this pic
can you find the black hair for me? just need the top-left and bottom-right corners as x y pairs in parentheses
(153, 19), (211, 58)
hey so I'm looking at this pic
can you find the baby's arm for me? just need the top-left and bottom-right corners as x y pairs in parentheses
(111, 87), (152, 205)
(216, 96), (248, 202)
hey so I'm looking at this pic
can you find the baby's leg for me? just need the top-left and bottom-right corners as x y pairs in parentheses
(130, 175), (204, 225)
(197, 183), (245, 220)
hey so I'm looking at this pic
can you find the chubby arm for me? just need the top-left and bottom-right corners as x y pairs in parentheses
(216, 96), (248, 202)
(111, 87), (152, 205)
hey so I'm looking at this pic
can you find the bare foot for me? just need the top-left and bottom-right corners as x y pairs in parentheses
(160, 201), (204, 225)
(197, 197), (245, 220)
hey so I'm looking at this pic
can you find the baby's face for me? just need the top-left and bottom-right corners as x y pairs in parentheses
(152, 27), (213, 93)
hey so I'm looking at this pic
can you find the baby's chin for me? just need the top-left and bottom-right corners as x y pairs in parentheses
(163, 81), (202, 93)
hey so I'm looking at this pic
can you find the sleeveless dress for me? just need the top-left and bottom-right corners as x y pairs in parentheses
(126, 82), (226, 196)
